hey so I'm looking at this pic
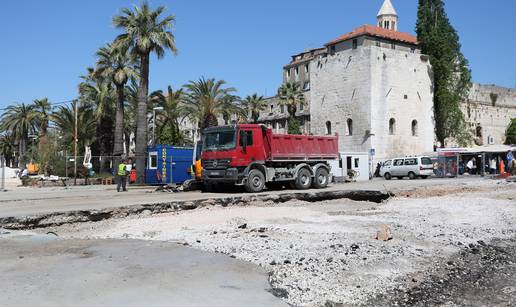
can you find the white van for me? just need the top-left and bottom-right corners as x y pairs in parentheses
(380, 156), (434, 180)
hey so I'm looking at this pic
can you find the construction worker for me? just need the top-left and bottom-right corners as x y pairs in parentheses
(117, 159), (128, 192)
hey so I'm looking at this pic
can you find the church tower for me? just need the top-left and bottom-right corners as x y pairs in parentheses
(377, 0), (398, 31)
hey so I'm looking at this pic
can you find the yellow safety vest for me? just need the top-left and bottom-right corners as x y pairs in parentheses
(118, 163), (126, 176)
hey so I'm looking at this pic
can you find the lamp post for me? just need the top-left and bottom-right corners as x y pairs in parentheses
(74, 100), (79, 186)
(152, 107), (164, 146)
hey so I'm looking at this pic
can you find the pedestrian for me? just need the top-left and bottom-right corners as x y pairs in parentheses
(466, 158), (474, 174)
(117, 159), (128, 192)
(489, 157), (497, 175)
(126, 158), (133, 185)
(506, 150), (514, 173)
(374, 162), (381, 178)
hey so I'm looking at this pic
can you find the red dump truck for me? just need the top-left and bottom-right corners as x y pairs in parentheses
(201, 124), (339, 192)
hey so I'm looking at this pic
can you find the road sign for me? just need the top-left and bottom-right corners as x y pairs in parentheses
(370, 148), (376, 156)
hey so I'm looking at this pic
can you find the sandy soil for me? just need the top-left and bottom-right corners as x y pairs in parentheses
(46, 180), (516, 306)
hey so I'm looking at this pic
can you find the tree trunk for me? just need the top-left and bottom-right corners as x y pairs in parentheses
(18, 138), (26, 168)
(135, 53), (150, 184)
(124, 131), (131, 156)
(113, 84), (125, 168)
(38, 123), (48, 174)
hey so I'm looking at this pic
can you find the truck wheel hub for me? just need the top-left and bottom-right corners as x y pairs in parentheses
(252, 177), (262, 187)
(318, 174), (327, 184)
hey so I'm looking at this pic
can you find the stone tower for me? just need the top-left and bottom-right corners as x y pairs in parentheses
(377, 0), (398, 31)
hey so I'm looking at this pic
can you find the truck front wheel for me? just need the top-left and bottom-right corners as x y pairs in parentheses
(245, 169), (265, 193)
(312, 167), (329, 189)
(295, 168), (312, 190)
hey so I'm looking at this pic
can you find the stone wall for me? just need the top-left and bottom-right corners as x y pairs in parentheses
(309, 43), (434, 163)
(310, 45), (373, 154)
(369, 45), (434, 160)
(462, 84), (516, 145)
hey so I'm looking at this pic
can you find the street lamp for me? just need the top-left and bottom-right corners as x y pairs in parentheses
(152, 107), (164, 146)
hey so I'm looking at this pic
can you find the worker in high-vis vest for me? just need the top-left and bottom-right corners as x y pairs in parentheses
(117, 159), (128, 192)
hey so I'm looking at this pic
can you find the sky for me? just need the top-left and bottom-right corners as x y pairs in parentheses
(1, 0), (515, 108)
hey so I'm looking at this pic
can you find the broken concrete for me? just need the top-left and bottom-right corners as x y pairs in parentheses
(0, 189), (391, 230)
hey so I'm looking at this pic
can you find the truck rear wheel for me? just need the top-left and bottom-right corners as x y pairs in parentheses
(312, 167), (329, 189)
(245, 169), (265, 193)
(295, 168), (312, 190)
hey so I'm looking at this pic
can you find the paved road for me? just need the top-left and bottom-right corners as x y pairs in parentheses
(0, 177), (482, 219)
(0, 232), (287, 307)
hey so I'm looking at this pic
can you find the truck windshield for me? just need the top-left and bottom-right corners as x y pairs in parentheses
(203, 130), (236, 151)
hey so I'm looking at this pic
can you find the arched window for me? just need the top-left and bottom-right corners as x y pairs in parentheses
(326, 121), (332, 135)
(411, 120), (418, 136)
(389, 118), (396, 135)
(347, 118), (353, 136)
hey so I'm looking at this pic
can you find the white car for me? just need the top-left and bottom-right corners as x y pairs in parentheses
(380, 156), (434, 180)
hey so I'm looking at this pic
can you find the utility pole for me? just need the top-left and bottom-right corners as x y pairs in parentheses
(74, 100), (78, 186)
(1, 155), (5, 192)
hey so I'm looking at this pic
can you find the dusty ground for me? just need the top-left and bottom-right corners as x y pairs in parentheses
(0, 233), (287, 307)
(41, 179), (516, 306)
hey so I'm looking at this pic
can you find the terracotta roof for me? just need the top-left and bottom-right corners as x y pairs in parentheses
(326, 24), (418, 46)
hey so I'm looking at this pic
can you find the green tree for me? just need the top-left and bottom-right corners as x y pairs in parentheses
(241, 94), (266, 124)
(183, 77), (239, 131)
(0, 134), (16, 167)
(78, 68), (116, 160)
(51, 102), (97, 154)
(150, 86), (187, 145)
(32, 98), (52, 168)
(0, 103), (36, 167)
(113, 1), (177, 183)
(278, 82), (305, 134)
(505, 118), (516, 145)
(416, 0), (472, 147)
(95, 43), (137, 164)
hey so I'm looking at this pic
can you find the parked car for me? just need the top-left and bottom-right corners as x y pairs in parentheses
(380, 156), (434, 180)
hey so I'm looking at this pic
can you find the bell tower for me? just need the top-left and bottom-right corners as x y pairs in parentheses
(377, 0), (398, 31)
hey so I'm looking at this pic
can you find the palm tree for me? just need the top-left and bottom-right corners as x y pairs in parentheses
(0, 103), (36, 167)
(278, 82), (305, 134)
(79, 68), (116, 161)
(123, 79), (138, 154)
(113, 1), (177, 183)
(241, 94), (266, 124)
(150, 86), (186, 145)
(51, 102), (96, 153)
(0, 134), (15, 167)
(183, 77), (239, 131)
(95, 43), (137, 164)
(32, 98), (52, 161)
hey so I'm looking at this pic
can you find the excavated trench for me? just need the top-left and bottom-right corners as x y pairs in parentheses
(0, 189), (392, 230)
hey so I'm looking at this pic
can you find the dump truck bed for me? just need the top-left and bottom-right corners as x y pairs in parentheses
(268, 132), (339, 161)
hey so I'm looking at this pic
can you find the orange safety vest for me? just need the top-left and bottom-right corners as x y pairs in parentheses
(195, 159), (202, 179)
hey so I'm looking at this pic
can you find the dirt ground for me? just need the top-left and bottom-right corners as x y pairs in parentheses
(42, 179), (516, 306)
